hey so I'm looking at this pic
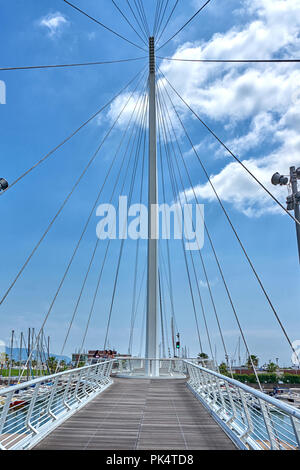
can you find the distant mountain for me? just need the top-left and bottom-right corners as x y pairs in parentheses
(5, 347), (71, 363)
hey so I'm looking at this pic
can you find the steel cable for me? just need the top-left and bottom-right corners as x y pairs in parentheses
(0, 69), (145, 196)
(111, 0), (148, 46)
(63, 0), (147, 51)
(159, 70), (300, 228)
(157, 0), (212, 51)
(0, 57), (146, 72)
(0, 70), (146, 307)
(159, 71), (300, 364)
(58, 83), (148, 361)
(157, 79), (262, 384)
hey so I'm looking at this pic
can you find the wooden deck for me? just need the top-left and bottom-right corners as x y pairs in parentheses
(35, 378), (236, 450)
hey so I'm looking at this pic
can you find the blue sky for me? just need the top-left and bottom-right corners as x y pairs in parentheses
(0, 0), (299, 367)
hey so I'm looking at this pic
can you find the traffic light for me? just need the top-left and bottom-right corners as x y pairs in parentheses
(176, 341), (180, 350)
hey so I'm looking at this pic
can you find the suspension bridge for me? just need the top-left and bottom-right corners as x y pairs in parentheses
(1, 0), (300, 451)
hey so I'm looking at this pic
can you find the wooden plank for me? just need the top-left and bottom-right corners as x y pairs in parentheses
(35, 379), (236, 450)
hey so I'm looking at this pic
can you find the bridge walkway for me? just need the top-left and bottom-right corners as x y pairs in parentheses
(35, 378), (236, 450)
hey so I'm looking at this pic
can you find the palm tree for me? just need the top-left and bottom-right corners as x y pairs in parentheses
(219, 362), (228, 375)
(198, 352), (209, 360)
(47, 356), (58, 374)
(4, 353), (9, 367)
(246, 355), (259, 369)
(266, 362), (278, 373)
(60, 360), (67, 371)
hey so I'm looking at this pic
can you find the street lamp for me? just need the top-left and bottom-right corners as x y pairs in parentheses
(0, 178), (8, 191)
(271, 173), (289, 186)
(271, 166), (300, 263)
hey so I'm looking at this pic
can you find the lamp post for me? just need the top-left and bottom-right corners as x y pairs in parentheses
(271, 167), (300, 263)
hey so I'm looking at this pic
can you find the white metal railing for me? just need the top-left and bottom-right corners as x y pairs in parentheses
(185, 360), (300, 450)
(0, 360), (114, 450)
(3, 357), (297, 451)
(112, 357), (214, 377)
(112, 357), (197, 376)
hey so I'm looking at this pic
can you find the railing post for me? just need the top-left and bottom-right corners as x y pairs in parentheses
(291, 417), (300, 449)
(98, 363), (106, 386)
(238, 389), (254, 442)
(194, 369), (200, 391)
(74, 369), (84, 403)
(224, 381), (237, 424)
(0, 390), (14, 438)
(194, 368), (202, 392)
(96, 363), (104, 386)
(107, 360), (114, 379)
(211, 375), (218, 407)
(200, 369), (209, 397)
(105, 362), (111, 382)
(259, 399), (278, 450)
(89, 366), (98, 392)
(82, 368), (91, 397)
(197, 368), (205, 391)
(207, 373), (217, 407)
(63, 373), (74, 410)
(46, 376), (59, 419)
(215, 378), (226, 416)
(187, 364), (193, 384)
(25, 383), (41, 434)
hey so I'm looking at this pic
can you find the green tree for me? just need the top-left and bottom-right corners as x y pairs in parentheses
(4, 353), (9, 366)
(198, 353), (209, 360)
(47, 356), (58, 374)
(246, 355), (259, 369)
(219, 362), (228, 375)
(266, 362), (278, 373)
(59, 360), (67, 371)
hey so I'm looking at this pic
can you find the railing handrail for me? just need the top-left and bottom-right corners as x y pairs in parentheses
(0, 360), (117, 396)
(184, 360), (300, 420)
(0, 357), (191, 396)
(0, 359), (114, 450)
(116, 357), (200, 361)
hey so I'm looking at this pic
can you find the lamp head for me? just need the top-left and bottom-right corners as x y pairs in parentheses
(271, 172), (288, 186)
(0, 178), (8, 191)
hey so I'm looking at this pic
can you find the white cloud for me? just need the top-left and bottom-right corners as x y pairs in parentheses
(161, 0), (300, 217)
(199, 278), (218, 289)
(225, 112), (277, 156)
(182, 126), (300, 217)
(107, 92), (148, 129)
(87, 32), (96, 41)
(39, 12), (69, 38)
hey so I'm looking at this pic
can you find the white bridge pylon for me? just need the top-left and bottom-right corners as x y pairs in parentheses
(145, 37), (159, 377)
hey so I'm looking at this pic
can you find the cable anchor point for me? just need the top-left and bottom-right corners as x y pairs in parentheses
(149, 37), (155, 74)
